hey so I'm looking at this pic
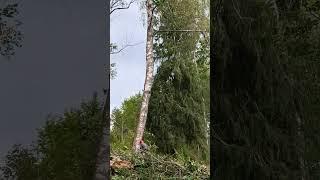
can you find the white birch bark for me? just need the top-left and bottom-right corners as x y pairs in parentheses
(133, 0), (154, 152)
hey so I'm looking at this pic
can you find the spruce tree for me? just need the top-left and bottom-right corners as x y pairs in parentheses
(146, 0), (210, 163)
(211, 0), (310, 178)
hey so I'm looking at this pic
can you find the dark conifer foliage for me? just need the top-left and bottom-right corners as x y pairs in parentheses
(211, 0), (320, 179)
(147, 58), (209, 162)
(146, 0), (210, 163)
(0, 3), (23, 58)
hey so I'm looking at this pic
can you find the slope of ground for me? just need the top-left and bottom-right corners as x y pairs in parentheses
(111, 149), (209, 179)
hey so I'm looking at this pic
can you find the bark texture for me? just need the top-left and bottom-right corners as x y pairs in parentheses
(94, 0), (110, 175)
(133, 0), (154, 152)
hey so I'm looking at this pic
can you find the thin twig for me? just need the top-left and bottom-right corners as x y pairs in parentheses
(156, 30), (208, 34)
(110, 0), (136, 15)
(110, 41), (144, 54)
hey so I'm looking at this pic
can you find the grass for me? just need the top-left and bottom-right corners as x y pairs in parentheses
(111, 146), (209, 180)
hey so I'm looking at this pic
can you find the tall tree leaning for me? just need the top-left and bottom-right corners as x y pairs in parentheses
(94, 1), (139, 178)
(133, 0), (154, 152)
(93, 1), (111, 179)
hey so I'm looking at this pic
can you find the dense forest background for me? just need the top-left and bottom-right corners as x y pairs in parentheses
(1, 0), (319, 179)
(110, 0), (210, 178)
(212, 0), (320, 179)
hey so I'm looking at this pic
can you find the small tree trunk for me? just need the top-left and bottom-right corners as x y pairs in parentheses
(93, 0), (111, 178)
(94, 0), (110, 176)
(132, 0), (154, 152)
(296, 113), (305, 180)
(94, 88), (110, 180)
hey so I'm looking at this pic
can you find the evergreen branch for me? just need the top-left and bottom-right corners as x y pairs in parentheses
(303, 4), (320, 21)
(212, 130), (245, 151)
(147, 152), (185, 169)
(309, 10), (320, 20)
(231, 0), (255, 22)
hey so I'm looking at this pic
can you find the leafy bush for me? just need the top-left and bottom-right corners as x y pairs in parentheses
(0, 92), (105, 179)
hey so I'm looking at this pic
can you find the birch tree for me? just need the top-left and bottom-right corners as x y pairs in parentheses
(132, 0), (154, 152)
(132, 0), (209, 153)
(94, 1), (136, 179)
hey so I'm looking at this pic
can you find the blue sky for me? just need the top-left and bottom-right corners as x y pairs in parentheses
(110, 1), (146, 111)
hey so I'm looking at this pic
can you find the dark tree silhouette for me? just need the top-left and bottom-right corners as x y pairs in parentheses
(0, 3), (23, 58)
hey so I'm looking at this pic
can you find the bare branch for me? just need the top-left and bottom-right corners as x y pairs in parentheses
(155, 30), (208, 33)
(111, 0), (121, 9)
(110, 0), (136, 15)
(110, 41), (144, 54)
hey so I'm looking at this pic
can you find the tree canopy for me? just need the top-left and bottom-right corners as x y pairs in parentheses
(145, 0), (210, 163)
(0, 3), (23, 58)
(0, 93), (105, 179)
(111, 93), (142, 149)
(211, 0), (320, 178)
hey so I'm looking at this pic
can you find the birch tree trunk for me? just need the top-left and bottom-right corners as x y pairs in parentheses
(132, 0), (154, 152)
(94, 0), (110, 177)
(94, 88), (110, 180)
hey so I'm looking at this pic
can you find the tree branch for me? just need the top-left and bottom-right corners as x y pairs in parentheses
(302, 3), (320, 21)
(309, 10), (320, 20)
(110, 42), (144, 54)
(110, 0), (136, 15)
(155, 30), (208, 34)
(157, 30), (207, 32)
